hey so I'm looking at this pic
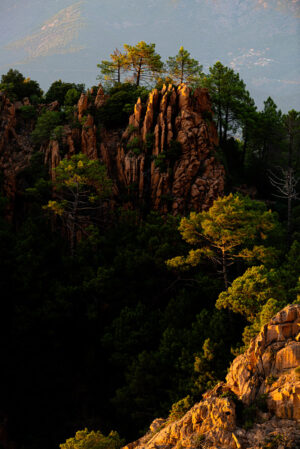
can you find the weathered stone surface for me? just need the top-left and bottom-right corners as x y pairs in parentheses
(123, 304), (300, 449)
(81, 114), (98, 159)
(102, 84), (225, 214)
(0, 83), (225, 218)
(77, 92), (88, 121)
(94, 84), (107, 109)
(0, 93), (34, 219)
(44, 139), (61, 181)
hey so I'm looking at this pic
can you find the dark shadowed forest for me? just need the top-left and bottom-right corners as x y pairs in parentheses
(0, 42), (299, 449)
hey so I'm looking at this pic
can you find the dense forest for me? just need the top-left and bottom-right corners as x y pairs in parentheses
(0, 42), (299, 449)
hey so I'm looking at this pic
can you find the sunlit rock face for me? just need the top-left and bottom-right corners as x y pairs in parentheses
(0, 83), (224, 217)
(123, 304), (300, 449)
(100, 83), (225, 215)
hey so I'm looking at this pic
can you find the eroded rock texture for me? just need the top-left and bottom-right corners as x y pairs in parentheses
(124, 304), (300, 449)
(0, 84), (224, 217)
(0, 93), (34, 220)
(101, 84), (224, 214)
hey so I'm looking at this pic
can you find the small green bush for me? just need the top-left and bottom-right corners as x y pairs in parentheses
(19, 105), (37, 120)
(64, 87), (81, 106)
(59, 428), (124, 449)
(168, 395), (193, 422)
(220, 390), (238, 401)
(127, 124), (138, 136)
(45, 80), (85, 104)
(241, 394), (269, 430)
(145, 132), (155, 151)
(131, 148), (141, 156)
(31, 110), (62, 145)
(261, 433), (285, 449)
(127, 136), (140, 150)
(51, 125), (65, 142)
(96, 83), (149, 128)
(30, 94), (42, 105)
(154, 153), (167, 172)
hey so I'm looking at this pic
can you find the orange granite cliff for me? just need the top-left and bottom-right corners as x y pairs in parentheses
(122, 304), (300, 449)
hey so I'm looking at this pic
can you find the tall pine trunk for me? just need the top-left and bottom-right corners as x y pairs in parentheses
(222, 250), (229, 291)
(136, 59), (142, 86)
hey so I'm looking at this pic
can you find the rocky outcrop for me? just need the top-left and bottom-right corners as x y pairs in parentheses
(94, 84), (107, 109)
(81, 114), (98, 159)
(124, 304), (300, 449)
(227, 304), (300, 420)
(101, 84), (224, 214)
(0, 93), (34, 220)
(0, 83), (225, 218)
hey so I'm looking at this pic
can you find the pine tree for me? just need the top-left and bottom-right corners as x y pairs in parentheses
(97, 48), (128, 84)
(201, 62), (250, 143)
(44, 153), (111, 256)
(166, 46), (203, 85)
(123, 41), (163, 86)
(166, 193), (278, 290)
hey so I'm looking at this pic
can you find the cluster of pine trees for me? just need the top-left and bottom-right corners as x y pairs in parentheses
(0, 42), (299, 449)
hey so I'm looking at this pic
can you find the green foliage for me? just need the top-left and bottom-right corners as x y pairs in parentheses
(145, 132), (155, 150)
(153, 137), (181, 172)
(44, 153), (112, 255)
(294, 366), (300, 379)
(96, 83), (149, 128)
(201, 61), (253, 143)
(217, 239), (300, 345)
(24, 151), (48, 179)
(131, 147), (141, 156)
(30, 94), (42, 105)
(126, 136), (141, 151)
(168, 395), (193, 422)
(127, 124), (138, 136)
(154, 153), (167, 172)
(60, 428), (124, 449)
(124, 41), (163, 86)
(51, 125), (65, 142)
(97, 48), (128, 84)
(193, 338), (219, 395)
(167, 193), (279, 289)
(0, 69), (43, 101)
(64, 88), (81, 106)
(31, 110), (63, 145)
(3, 60), (300, 449)
(261, 434), (285, 449)
(240, 394), (268, 430)
(166, 46), (203, 85)
(45, 80), (85, 104)
(216, 266), (283, 322)
(19, 105), (37, 120)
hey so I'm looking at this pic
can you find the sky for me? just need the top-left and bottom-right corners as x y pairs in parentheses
(0, 0), (299, 111)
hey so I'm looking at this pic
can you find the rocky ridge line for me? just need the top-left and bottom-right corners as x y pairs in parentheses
(123, 304), (300, 449)
(100, 84), (225, 214)
(0, 84), (224, 217)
